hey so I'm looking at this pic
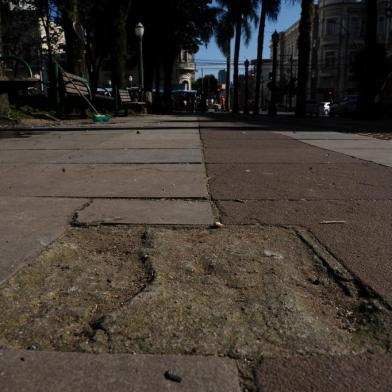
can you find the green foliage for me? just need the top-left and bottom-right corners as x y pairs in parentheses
(193, 74), (218, 96)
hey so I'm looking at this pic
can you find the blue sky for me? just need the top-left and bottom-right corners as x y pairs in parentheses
(195, 1), (301, 78)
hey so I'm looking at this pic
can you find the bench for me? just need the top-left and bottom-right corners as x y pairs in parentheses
(57, 70), (92, 116)
(117, 89), (147, 115)
(118, 89), (132, 115)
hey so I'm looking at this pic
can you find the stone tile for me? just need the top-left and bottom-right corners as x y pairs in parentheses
(0, 164), (209, 198)
(256, 354), (392, 392)
(78, 199), (214, 225)
(0, 197), (85, 283)
(0, 350), (241, 392)
(0, 149), (203, 164)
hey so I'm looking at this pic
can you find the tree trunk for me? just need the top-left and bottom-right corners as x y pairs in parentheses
(232, 18), (242, 114)
(0, 3), (10, 116)
(295, 0), (312, 117)
(61, 0), (85, 76)
(163, 55), (175, 113)
(225, 41), (231, 112)
(111, 15), (127, 110)
(111, 1), (133, 109)
(254, 4), (267, 115)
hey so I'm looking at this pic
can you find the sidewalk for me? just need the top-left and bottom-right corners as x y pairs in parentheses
(1, 114), (392, 391)
(200, 115), (392, 391)
(0, 117), (214, 284)
(201, 118), (392, 304)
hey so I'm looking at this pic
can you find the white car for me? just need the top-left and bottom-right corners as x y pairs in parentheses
(319, 101), (331, 116)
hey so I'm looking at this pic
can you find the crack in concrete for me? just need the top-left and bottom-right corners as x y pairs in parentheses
(70, 199), (93, 227)
(295, 228), (391, 311)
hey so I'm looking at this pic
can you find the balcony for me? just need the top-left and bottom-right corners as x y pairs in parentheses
(177, 61), (196, 72)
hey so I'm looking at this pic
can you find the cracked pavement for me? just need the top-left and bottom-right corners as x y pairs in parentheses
(0, 116), (214, 284)
(1, 114), (392, 391)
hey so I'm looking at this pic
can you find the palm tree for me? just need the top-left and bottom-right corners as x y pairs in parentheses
(215, 1), (235, 111)
(254, 0), (281, 115)
(295, 0), (312, 117)
(231, 0), (258, 114)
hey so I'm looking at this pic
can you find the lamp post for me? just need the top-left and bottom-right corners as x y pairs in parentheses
(244, 59), (250, 115)
(268, 30), (279, 116)
(135, 22), (144, 100)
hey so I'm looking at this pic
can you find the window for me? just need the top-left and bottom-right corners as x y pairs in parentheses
(325, 51), (336, 68)
(378, 16), (386, 36)
(350, 16), (361, 38)
(325, 18), (339, 36)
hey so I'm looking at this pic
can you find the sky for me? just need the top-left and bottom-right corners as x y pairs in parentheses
(195, 1), (301, 78)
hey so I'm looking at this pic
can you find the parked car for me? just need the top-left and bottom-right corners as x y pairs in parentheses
(96, 88), (112, 97)
(208, 103), (221, 112)
(305, 101), (319, 116)
(319, 101), (331, 116)
(329, 95), (359, 117)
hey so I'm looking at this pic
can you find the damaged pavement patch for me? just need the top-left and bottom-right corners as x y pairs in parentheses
(1, 225), (391, 361)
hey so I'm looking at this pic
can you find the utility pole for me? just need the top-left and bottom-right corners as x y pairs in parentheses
(289, 55), (293, 110)
(244, 59), (249, 114)
(268, 31), (279, 116)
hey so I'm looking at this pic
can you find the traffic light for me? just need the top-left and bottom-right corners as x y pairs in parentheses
(325, 88), (334, 100)
(269, 72), (273, 81)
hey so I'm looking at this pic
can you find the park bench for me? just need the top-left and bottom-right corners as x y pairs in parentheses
(117, 89), (147, 115)
(118, 89), (132, 115)
(56, 66), (146, 116)
(57, 69), (92, 116)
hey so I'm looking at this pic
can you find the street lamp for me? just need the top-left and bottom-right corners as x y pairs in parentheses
(244, 59), (250, 114)
(268, 30), (279, 116)
(135, 22), (144, 100)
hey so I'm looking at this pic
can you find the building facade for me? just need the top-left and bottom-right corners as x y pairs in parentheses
(173, 49), (196, 90)
(317, 0), (392, 100)
(275, 0), (392, 105)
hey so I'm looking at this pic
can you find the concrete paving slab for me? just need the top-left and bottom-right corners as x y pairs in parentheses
(204, 147), (356, 163)
(217, 199), (392, 304)
(0, 164), (209, 198)
(200, 130), (287, 140)
(199, 121), (268, 129)
(256, 354), (392, 392)
(0, 131), (201, 150)
(0, 350), (241, 392)
(279, 132), (392, 168)
(83, 128), (200, 135)
(275, 131), (375, 140)
(304, 139), (392, 150)
(200, 138), (310, 150)
(77, 199), (214, 225)
(323, 148), (392, 167)
(0, 149), (203, 164)
(0, 197), (85, 283)
(0, 150), (71, 163)
(206, 162), (392, 200)
(0, 133), (115, 150)
(96, 133), (201, 149)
